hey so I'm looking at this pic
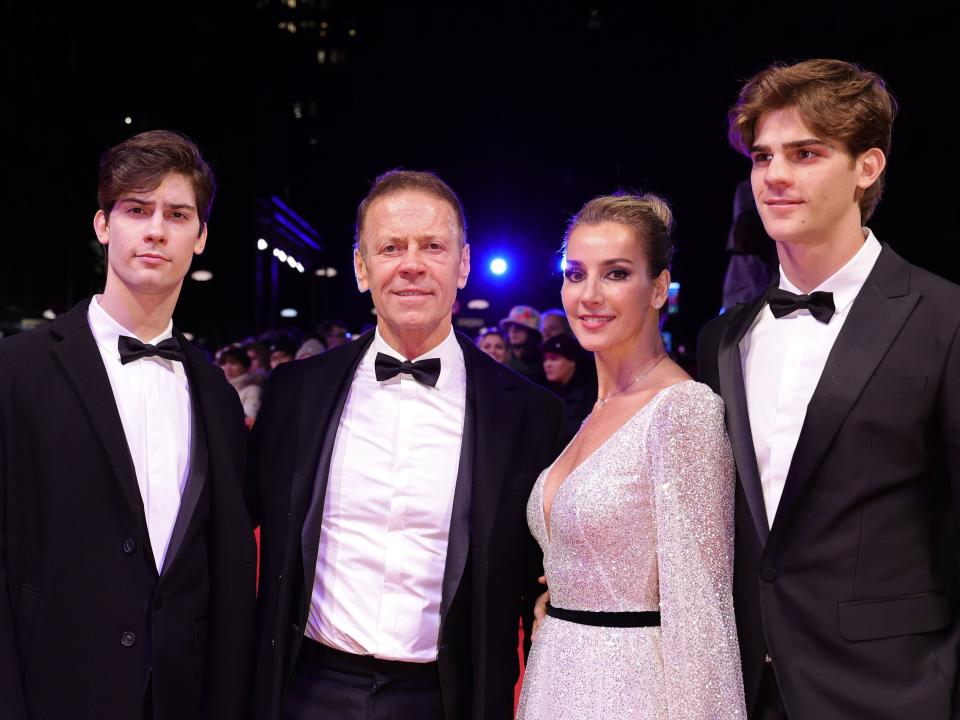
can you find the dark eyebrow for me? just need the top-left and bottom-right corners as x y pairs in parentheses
(117, 197), (197, 212)
(750, 138), (828, 153)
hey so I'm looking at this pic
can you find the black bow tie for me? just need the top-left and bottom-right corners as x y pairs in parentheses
(374, 352), (441, 387)
(768, 287), (836, 324)
(118, 335), (186, 365)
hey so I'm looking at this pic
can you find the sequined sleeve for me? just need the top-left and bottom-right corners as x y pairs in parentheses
(651, 383), (747, 719)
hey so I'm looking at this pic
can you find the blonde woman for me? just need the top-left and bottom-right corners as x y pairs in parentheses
(518, 193), (746, 719)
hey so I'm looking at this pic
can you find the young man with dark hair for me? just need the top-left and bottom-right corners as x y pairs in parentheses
(699, 59), (960, 719)
(250, 169), (565, 720)
(0, 130), (256, 720)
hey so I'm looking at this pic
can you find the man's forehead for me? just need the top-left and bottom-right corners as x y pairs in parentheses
(368, 191), (456, 227)
(120, 172), (197, 205)
(754, 106), (821, 142)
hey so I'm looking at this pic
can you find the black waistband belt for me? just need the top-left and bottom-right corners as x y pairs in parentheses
(299, 637), (439, 680)
(546, 602), (661, 628)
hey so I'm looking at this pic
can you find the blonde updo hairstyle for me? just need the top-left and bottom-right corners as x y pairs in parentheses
(562, 192), (675, 279)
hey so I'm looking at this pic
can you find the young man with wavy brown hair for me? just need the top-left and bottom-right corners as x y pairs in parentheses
(700, 59), (960, 719)
(0, 130), (255, 720)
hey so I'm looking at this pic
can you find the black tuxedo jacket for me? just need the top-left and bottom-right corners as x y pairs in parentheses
(249, 330), (565, 720)
(699, 245), (960, 719)
(0, 299), (257, 720)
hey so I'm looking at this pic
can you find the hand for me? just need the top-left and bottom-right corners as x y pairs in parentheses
(531, 576), (550, 641)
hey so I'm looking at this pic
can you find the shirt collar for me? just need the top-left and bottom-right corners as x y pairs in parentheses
(369, 325), (464, 389)
(778, 228), (882, 315)
(88, 294), (175, 362)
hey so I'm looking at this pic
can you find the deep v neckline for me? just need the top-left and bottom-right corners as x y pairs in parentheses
(541, 381), (688, 543)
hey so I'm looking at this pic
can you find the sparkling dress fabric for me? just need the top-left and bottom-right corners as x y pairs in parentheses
(517, 381), (746, 720)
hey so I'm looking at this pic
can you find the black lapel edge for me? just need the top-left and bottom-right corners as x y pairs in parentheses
(717, 291), (772, 546)
(159, 333), (212, 577)
(49, 299), (145, 524)
(438, 332), (477, 638)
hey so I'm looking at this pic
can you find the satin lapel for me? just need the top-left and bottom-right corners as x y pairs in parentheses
(764, 247), (916, 559)
(50, 301), (144, 523)
(718, 291), (771, 546)
(296, 332), (374, 611)
(439, 334), (478, 633)
(464, 340), (523, 561)
(160, 333), (211, 577)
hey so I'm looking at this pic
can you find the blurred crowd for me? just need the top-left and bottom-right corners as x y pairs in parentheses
(214, 306), (596, 441)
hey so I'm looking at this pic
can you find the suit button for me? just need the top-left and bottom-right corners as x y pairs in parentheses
(765, 653), (773, 664)
(120, 632), (136, 647)
(122, 538), (136, 554)
(153, 596), (163, 610)
(760, 567), (778, 582)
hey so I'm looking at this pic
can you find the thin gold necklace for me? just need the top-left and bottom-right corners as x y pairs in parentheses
(597, 354), (668, 408)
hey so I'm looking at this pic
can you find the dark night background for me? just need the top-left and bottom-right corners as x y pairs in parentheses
(3, 1), (958, 362)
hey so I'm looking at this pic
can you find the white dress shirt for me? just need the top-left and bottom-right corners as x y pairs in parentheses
(306, 327), (467, 662)
(88, 296), (192, 570)
(741, 231), (881, 527)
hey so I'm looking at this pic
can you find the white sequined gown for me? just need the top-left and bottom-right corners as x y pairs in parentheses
(517, 381), (746, 719)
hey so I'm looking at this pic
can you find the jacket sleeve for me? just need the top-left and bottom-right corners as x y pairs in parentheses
(652, 385), (747, 720)
(0, 359), (30, 719)
(696, 316), (724, 393)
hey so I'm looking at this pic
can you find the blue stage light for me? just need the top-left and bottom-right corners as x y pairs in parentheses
(489, 257), (508, 275)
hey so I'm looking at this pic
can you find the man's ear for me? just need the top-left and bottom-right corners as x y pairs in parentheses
(856, 147), (886, 190)
(457, 243), (471, 290)
(94, 210), (109, 247)
(194, 223), (208, 255)
(354, 247), (369, 292)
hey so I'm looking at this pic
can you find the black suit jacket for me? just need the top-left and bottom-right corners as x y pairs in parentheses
(699, 245), (960, 719)
(0, 299), (257, 720)
(249, 330), (565, 720)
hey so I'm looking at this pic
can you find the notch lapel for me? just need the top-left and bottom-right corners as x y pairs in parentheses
(438, 334), (478, 633)
(764, 246), (917, 558)
(50, 300), (145, 525)
(718, 292), (771, 546)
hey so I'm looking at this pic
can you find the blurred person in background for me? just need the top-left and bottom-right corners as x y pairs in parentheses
(500, 305), (546, 385)
(268, 335), (296, 369)
(245, 341), (271, 378)
(218, 346), (262, 427)
(295, 338), (326, 360)
(540, 308), (571, 340)
(318, 319), (351, 349)
(476, 326), (510, 364)
(540, 333), (596, 444)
